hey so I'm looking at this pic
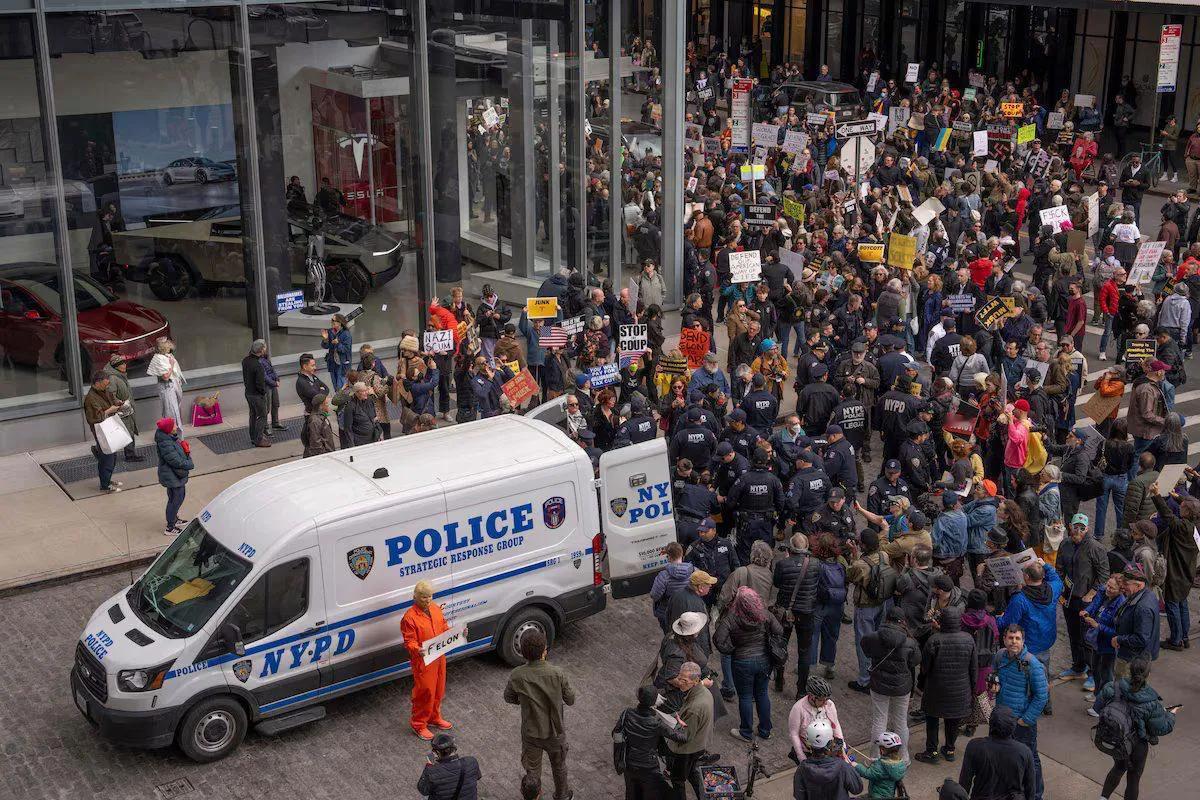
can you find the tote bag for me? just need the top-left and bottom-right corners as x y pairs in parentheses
(94, 416), (132, 454)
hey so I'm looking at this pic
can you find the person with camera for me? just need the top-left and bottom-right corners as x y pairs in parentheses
(612, 684), (689, 800)
(665, 662), (714, 800)
(417, 733), (481, 800)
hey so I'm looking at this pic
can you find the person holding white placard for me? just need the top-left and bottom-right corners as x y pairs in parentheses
(401, 580), (455, 741)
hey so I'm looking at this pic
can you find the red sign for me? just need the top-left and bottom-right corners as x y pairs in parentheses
(680, 328), (711, 369)
(502, 368), (539, 407)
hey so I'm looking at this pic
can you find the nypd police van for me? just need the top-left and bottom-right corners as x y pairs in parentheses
(71, 416), (673, 762)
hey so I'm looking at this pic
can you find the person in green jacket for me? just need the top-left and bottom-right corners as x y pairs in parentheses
(854, 731), (908, 799)
(1160, 115), (1181, 183)
(1093, 657), (1177, 800)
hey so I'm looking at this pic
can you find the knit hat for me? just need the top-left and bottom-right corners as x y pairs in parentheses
(399, 334), (420, 352)
(659, 352), (688, 375)
(1013, 399), (1031, 413)
(156, 418), (175, 434)
(575, 373), (591, 388)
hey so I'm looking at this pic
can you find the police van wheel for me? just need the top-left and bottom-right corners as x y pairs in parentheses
(498, 607), (555, 667)
(178, 696), (247, 763)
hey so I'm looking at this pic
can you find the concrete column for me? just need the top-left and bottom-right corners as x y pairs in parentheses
(609, 0), (622, 280)
(412, 0), (437, 320)
(508, 19), (538, 278)
(548, 20), (562, 273)
(662, 0), (685, 307)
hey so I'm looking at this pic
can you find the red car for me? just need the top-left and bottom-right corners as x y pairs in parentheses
(0, 263), (170, 380)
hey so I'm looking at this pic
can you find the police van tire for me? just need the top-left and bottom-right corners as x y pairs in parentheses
(498, 607), (555, 667)
(177, 695), (247, 763)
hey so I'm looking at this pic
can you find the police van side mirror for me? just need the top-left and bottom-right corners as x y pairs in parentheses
(220, 623), (245, 657)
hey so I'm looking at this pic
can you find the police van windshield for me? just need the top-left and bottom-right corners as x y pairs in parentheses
(126, 520), (252, 639)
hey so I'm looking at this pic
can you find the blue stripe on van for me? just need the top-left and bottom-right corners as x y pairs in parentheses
(258, 637), (494, 714)
(165, 547), (594, 680)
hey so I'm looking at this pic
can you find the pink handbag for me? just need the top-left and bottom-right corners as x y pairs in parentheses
(191, 395), (223, 427)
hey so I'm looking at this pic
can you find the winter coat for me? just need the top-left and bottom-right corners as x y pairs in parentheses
(1056, 534), (1110, 599)
(155, 428), (193, 489)
(322, 327), (352, 370)
(494, 334), (526, 371)
(719, 562), (775, 610)
(995, 566), (1063, 655)
(861, 621), (920, 697)
(714, 612), (783, 661)
(1114, 586), (1161, 662)
(636, 270), (666, 309)
(1151, 494), (1200, 603)
(303, 412), (337, 457)
(102, 366), (137, 437)
(919, 608), (977, 720)
(932, 508), (969, 559)
(960, 609), (999, 695)
(992, 645), (1049, 725)
(475, 300), (511, 339)
(792, 755), (863, 800)
(517, 312), (546, 368)
(1123, 470), (1159, 528)
(1127, 379), (1166, 439)
(957, 707), (1037, 800)
(773, 550), (820, 616)
(649, 561), (695, 624)
(855, 756), (907, 800)
(1094, 678), (1176, 743)
(416, 755), (481, 800)
(613, 707), (688, 773)
(1084, 592), (1126, 656)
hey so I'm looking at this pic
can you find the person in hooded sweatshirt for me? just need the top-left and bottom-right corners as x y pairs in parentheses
(995, 561), (1062, 714)
(649, 542), (695, 631)
(792, 718), (863, 800)
(957, 706), (1037, 800)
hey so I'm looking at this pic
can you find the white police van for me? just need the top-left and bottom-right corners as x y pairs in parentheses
(71, 416), (673, 761)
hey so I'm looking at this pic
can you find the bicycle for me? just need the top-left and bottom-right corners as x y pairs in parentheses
(1117, 142), (1166, 190)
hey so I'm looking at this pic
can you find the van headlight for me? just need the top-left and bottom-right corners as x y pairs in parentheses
(117, 662), (174, 692)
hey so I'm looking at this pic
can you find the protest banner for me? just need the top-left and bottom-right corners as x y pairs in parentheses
(729, 249), (763, 283)
(886, 233), (917, 269)
(680, 328), (711, 368)
(586, 363), (620, 388)
(1124, 338), (1156, 362)
(975, 296), (1012, 327)
(947, 293), (977, 313)
(1038, 205), (1071, 233)
(502, 368), (540, 407)
(526, 297), (558, 319)
(1001, 101), (1024, 117)
(858, 243), (884, 263)
(423, 329), (455, 354)
(423, 626), (466, 665)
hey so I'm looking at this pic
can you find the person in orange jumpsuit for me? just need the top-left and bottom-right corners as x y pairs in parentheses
(401, 580), (457, 739)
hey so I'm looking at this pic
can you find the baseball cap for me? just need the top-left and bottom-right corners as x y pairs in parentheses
(690, 569), (719, 586)
(987, 528), (1009, 546)
(687, 407), (702, 423)
(1122, 564), (1147, 582)
(907, 510), (928, 529)
(980, 479), (997, 497)
(797, 449), (818, 464)
(812, 364), (829, 378)
(829, 487), (846, 500)
(825, 424), (843, 436)
(884, 459), (901, 472)
(942, 493), (960, 509)
(729, 408), (748, 422)
(1071, 512), (1089, 527)
(906, 420), (929, 436)
(575, 374), (591, 388)
(715, 442), (734, 457)
(1013, 398), (1031, 413)
(698, 517), (716, 531)
(1148, 359), (1170, 372)
(851, 341), (867, 353)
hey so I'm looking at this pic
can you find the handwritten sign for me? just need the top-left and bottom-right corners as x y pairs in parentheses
(1074, 94), (1095, 108)
(729, 249), (763, 283)
(423, 329), (455, 354)
(1001, 101), (1023, 118)
(963, 87), (977, 102)
(783, 197), (805, 221)
(1038, 205), (1071, 233)
(680, 328), (711, 369)
(501, 368), (539, 406)
(1017, 124), (1036, 145)
(1133, 241), (1166, 274)
(526, 297), (558, 319)
(423, 625), (466, 665)
(782, 130), (808, 154)
(975, 296), (1013, 327)
(806, 112), (829, 127)
(858, 243), (884, 262)
(1047, 112), (1064, 130)
(913, 197), (944, 226)
(887, 233), (917, 269)
(561, 315), (585, 335)
(972, 130), (989, 157)
(752, 122), (780, 146)
(905, 62), (920, 83)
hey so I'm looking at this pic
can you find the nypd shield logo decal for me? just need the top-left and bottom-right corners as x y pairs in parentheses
(346, 545), (375, 580)
(232, 659), (252, 683)
(610, 497), (628, 517)
(543, 496), (566, 529)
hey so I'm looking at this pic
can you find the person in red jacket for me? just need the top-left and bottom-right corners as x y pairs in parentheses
(1097, 267), (1124, 360)
(968, 255), (993, 290)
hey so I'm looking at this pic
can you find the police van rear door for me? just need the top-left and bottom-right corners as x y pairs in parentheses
(598, 439), (674, 599)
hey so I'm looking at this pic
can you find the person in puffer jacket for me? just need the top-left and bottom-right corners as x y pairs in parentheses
(613, 684), (688, 799)
(714, 587), (783, 741)
(1093, 657), (1177, 800)
(650, 542), (695, 630)
(991, 624), (1048, 800)
(861, 607), (920, 761)
(995, 560), (1062, 694)
(416, 733), (481, 800)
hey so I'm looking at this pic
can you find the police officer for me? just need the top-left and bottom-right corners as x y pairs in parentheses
(797, 363), (839, 435)
(802, 487), (856, 540)
(822, 424), (857, 494)
(725, 447), (785, 564)
(719, 408), (758, 459)
(674, 469), (721, 549)
(829, 382), (868, 485)
(785, 448), (831, 527)
(740, 373), (779, 437)
(615, 396), (657, 445)
(684, 517), (738, 606)
(669, 407), (717, 466)
(713, 442), (751, 538)
(875, 376), (920, 465)
(796, 335), (830, 387)
(877, 338), (916, 396)
(898, 420), (933, 497)
(832, 341), (881, 463)
(576, 427), (602, 474)
(672, 458), (698, 508)
(866, 459), (912, 517)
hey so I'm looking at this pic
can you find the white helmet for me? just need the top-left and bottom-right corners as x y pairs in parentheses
(805, 718), (834, 750)
(876, 731), (903, 750)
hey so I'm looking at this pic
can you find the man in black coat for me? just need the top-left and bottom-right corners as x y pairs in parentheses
(772, 533), (821, 693)
(417, 733), (482, 800)
(242, 340), (270, 447)
(957, 707), (1036, 800)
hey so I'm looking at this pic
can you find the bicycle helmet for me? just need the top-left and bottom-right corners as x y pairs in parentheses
(805, 718), (835, 750)
(806, 676), (832, 699)
(876, 731), (903, 750)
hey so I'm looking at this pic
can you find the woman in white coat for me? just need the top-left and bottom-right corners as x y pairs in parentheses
(147, 337), (185, 429)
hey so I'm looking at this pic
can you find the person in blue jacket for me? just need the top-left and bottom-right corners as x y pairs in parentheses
(1112, 564), (1160, 677)
(409, 356), (441, 417)
(991, 623), (1049, 800)
(1093, 657), (1177, 800)
(963, 481), (1000, 576)
(995, 559), (1062, 714)
(1082, 574), (1126, 699)
(932, 492), (969, 586)
(321, 313), (353, 389)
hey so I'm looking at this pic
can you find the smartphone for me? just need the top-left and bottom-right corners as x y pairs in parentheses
(1167, 704), (1183, 712)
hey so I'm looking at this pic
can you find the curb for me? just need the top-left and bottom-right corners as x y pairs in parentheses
(0, 552), (159, 600)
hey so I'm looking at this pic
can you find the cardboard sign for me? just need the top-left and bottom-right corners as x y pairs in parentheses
(275, 290), (305, 314)
(963, 87), (978, 102)
(1047, 112), (1065, 130)
(969, 73), (986, 88)
(1038, 205), (1071, 233)
(1087, 192), (1101, 238)
(744, 204), (777, 229)
(526, 297), (558, 319)
(752, 122), (781, 146)
(482, 107), (500, 128)
(739, 164), (766, 181)
(913, 197), (945, 226)
(1081, 389), (1124, 425)
(586, 363), (620, 388)
(952, 120), (973, 133)
(703, 137), (722, 156)
(782, 130), (808, 154)
(619, 324), (648, 354)
(423, 329), (455, 354)
(984, 549), (1038, 587)
(897, 185), (913, 205)
(1001, 101), (1024, 118)
(561, 315), (585, 335)
(807, 112), (830, 127)
(866, 72), (879, 92)
(1134, 241), (1167, 273)
(858, 243), (884, 262)
(686, 176), (698, 193)
(905, 62), (920, 83)
(1067, 229), (1087, 256)
(948, 293), (977, 313)
(1157, 463), (1189, 495)
(1127, 264), (1155, 285)
(729, 249), (763, 283)
(501, 368), (539, 406)
(887, 233), (917, 269)
(972, 130), (988, 157)
(1125, 338), (1156, 362)
(423, 625), (466, 665)
(679, 328), (711, 369)
(975, 296), (1012, 327)
(1017, 124), (1036, 145)
(868, 112), (888, 132)
(783, 197), (805, 221)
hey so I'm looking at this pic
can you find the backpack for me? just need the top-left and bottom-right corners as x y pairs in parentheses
(865, 557), (898, 604)
(1094, 694), (1137, 760)
(972, 622), (997, 671)
(1134, 544), (1167, 590)
(817, 559), (847, 605)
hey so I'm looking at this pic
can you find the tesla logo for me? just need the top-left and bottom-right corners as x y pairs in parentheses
(337, 133), (384, 178)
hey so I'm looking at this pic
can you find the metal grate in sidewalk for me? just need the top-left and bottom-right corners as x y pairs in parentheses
(194, 416), (304, 455)
(42, 444), (158, 486)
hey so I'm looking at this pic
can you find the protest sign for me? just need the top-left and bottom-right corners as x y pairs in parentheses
(972, 130), (989, 157)
(1081, 389), (1124, 426)
(752, 122), (780, 146)
(1047, 112), (1064, 130)
(703, 137), (721, 156)
(526, 297), (558, 319)
(482, 107), (499, 128)
(858, 243), (884, 263)
(423, 626), (466, 665)
(744, 204), (776, 229)
(867, 72), (879, 92)
(686, 176), (698, 193)
(778, 248), (805, 280)
(619, 324), (648, 354)
(1133, 241), (1166, 275)
(502, 368), (540, 407)
(913, 197), (945, 227)
(953, 120), (973, 133)
(1087, 192), (1101, 237)
(984, 549), (1039, 587)
(679, 328), (711, 368)
(1017, 124), (1036, 145)
(423, 329), (455, 354)
(868, 112), (888, 132)
(805, 112), (828, 126)
(1001, 101), (1023, 117)
(586, 363), (620, 387)
(963, 87), (977, 102)
(1074, 94), (1095, 108)
(1067, 230), (1087, 256)
(905, 62), (920, 83)
(975, 296), (1012, 327)
(1038, 205), (1071, 233)
(897, 185), (913, 205)
(969, 73), (986, 88)
(782, 197), (805, 221)
(739, 164), (766, 181)
(685, 122), (703, 144)
(1124, 338), (1156, 362)
(1018, 359), (1049, 389)
(947, 294), (976, 313)
(729, 249), (763, 283)
(561, 315), (585, 335)
(1158, 463), (1189, 495)
(984, 159), (999, 173)
(782, 130), (808, 154)
(886, 233), (917, 269)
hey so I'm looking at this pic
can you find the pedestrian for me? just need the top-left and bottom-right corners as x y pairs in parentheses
(1112, 564), (1161, 677)
(260, 346), (286, 433)
(612, 684), (688, 800)
(154, 417), (193, 537)
(417, 733), (482, 800)
(995, 560), (1062, 713)
(808, 533), (847, 680)
(844, 530), (894, 694)
(1093, 657), (1177, 800)
(1083, 574), (1126, 700)
(649, 542), (695, 631)
(504, 628), (575, 800)
(853, 732), (908, 799)
(295, 353), (330, 415)
(787, 676), (845, 761)
(714, 586), (781, 742)
(302, 394), (337, 457)
(147, 336), (184, 431)
(1146, 484), (1199, 651)
(242, 339), (271, 448)
(321, 313), (353, 389)
(956, 707), (1037, 800)
(959, 589), (999, 736)
(83, 371), (125, 494)
(914, 607), (977, 765)
(665, 662), (713, 800)
(400, 580), (454, 740)
(991, 624), (1049, 800)
(860, 606), (920, 762)
(103, 354), (143, 461)
(1056, 513), (1110, 687)
(477, 284), (511, 364)
(652, 611), (715, 714)
(791, 719), (862, 800)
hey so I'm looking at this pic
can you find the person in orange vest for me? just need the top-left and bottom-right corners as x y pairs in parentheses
(401, 580), (458, 739)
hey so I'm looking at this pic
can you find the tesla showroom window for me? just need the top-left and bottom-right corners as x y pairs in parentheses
(47, 7), (255, 394)
(0, 15), (74, 409)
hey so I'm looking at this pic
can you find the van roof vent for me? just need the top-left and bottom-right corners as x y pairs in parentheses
(372, 468), (389, 479)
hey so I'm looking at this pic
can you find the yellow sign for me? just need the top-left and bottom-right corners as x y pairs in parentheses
(886, 233), (917, 269)
(1016, 124), (1036, 145)
(1000, 296), (1017, 313)
(1001, 101), (1024, 118)
(858, 243), (885, 262)
(783, 197), (805, 222)
(739, 164), (766, 181)
(526, 297), (558, 319)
